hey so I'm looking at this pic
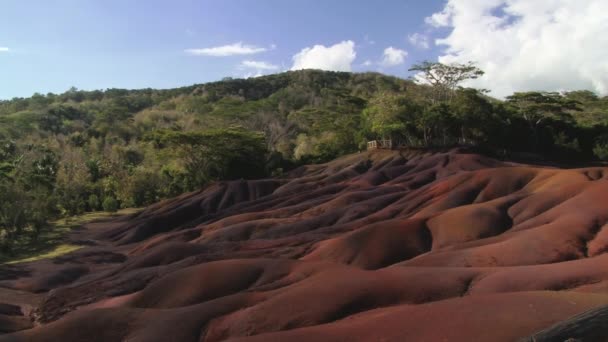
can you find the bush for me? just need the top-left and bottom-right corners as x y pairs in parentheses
(593, 143), (608, 160)
(115, 168), (162, 208)
(88, 194), (100, 211)
(102, 196), (119, 212)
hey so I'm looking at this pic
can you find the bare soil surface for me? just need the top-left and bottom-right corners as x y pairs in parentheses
(2, 148), (608, 341)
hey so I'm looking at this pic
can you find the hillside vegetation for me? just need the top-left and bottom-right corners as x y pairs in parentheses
(0, 68), (607, 253)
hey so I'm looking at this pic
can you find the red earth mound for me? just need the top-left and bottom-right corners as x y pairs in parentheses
(2, 148), (608, 341)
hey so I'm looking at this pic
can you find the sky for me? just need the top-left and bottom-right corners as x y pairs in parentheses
(1, 0), (607, 99)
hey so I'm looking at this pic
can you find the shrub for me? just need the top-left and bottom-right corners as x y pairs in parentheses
(102, 196), (119, 212)
(593, 143), (608, 161)
(115, 168), (162, 208)
(87, 194), (100, 211)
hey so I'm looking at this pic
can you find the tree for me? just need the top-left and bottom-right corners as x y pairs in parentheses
(564, 90), (599, 103)
(0, 140), (17, 181)
(363, 92), (422, 145)
(417, 103), (454, 146)
(147, 128), (269, 189)
(506, 92), (581, 151)
(409, 61), (485, 103)
(102, 196), (119, 212)
(506, 92), (579, 125)
(0, 142), (58, 251)
(450, 88), (494, 144)
(0, 183), (29, 252)
(250, 111), (297, 153)
(88, 194), (101, 211)
(55, 145), (90, 216)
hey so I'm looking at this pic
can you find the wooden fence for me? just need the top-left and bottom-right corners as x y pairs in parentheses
(367, 140), (393, 150)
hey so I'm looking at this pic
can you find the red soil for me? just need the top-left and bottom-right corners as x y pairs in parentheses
(2, 148), (608, 341)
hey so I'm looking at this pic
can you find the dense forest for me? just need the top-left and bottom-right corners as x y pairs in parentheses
(1, 66), (608, 253)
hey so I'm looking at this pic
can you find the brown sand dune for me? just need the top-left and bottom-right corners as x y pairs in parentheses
(2, 148), (608, 341)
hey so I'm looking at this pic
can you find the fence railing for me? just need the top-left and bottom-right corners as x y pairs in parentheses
(367, 140), (393, 150)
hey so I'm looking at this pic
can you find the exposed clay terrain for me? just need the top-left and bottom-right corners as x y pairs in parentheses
(2, 149), (608, 341)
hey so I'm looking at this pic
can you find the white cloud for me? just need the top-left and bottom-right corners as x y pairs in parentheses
(239, 60), (280, 79)
(0, 47), (9, 52)
(243, 71), (264, 79)
(381, 47), (408, 67)
(427, 0), (608, 97)
(425, 6), (453, 27)
(408, 33), (430, 49)
(185, 42), (267, 56)
(240, 60), (279, 70)
(362, 60), (373, 67)
(291, 40), (357, 71)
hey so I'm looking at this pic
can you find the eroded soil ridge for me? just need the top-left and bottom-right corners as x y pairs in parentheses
(2, 149), (608, 341)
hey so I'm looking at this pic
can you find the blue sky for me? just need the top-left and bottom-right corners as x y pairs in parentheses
(3, 1), (606, 100)
(0, 0), (447, 99)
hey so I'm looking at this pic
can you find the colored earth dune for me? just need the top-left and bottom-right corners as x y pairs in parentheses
(2, 149), (608, 341)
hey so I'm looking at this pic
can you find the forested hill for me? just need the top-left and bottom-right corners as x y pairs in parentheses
(1, 69), (608, 252)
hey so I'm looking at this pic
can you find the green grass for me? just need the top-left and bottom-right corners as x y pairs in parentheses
(4, 244), (84, 264)
(1, 208), (141, 264)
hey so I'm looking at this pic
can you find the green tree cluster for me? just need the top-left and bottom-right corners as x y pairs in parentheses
(0, 68), (607, 253)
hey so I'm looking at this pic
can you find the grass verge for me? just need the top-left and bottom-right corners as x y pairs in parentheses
(1, 208), (140, 264)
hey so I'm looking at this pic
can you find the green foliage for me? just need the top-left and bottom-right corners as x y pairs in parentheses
(506, 92), (580, 125)
(115, 168), (163, 207)
(419, 103), (455, 146)
(450, 88), (495, 144)
(86, 159), (102, 182)
(593, 143), (608, 160)
(565, 91), (608, 127)
(0, 183), (29, 252)
(363, 92), (421, 142)
(0, 180), (56, 253)
(0, 68), (607, 253)
(593, 135), (608, 160)
(102, 196), (119, 212)
(0, 141), (60, 253)
(409, 61), (484, 103)
(87, 194), (100, 211)
(148, 127), (269, 189)
(505, 92), (582, 152)
(1, 208), (140, 264)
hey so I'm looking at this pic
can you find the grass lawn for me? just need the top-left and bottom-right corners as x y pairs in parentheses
(1, 208), (140, 264)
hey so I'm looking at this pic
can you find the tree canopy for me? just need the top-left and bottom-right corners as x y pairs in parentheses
(0, 68), (607, 254)
(409, 61), (485, 102)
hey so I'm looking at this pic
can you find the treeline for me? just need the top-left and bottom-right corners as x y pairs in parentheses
(363, 62), (608, 161)
(0, 68), (607, 253)
(364, 88), (608, 161)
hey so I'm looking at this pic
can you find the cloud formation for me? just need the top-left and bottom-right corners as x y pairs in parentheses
(185, 42), (267, 56)
(239, 60), (280, 79)
(0, 47), (9, 52)
(381, 47), (408, 67)
(291, 41), (356, 72)
(408, 33), (430, 49)
(240, 60), (279, 71)
(428, 0), (608, 97)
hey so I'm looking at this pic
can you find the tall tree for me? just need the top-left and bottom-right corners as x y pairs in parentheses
(450, 88), (494, 144)
(506, 91), (581, 151)
(362, 92), (421, 145)
(417, 103), (454, 146)
(507, 92), (579, 125)
(409, 61), (485, 103)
